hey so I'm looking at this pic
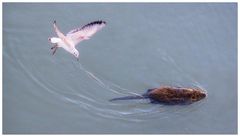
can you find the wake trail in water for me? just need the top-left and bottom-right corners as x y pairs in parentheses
(164, 53), (207, 93)
(77, 63), (139, 96)
(70, 60), (207, 122)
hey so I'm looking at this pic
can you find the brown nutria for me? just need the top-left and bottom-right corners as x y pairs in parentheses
(110, 86), (206, 105)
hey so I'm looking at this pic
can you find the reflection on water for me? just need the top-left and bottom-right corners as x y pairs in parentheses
(3, 3), (237, 134)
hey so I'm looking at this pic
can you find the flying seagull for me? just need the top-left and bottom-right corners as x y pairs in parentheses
(48, 20), (106, 60)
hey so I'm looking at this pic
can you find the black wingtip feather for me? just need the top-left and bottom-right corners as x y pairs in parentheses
(82, 20), (106, 29)
(102, 21), (107, 24)
(68, 20), (106, 34)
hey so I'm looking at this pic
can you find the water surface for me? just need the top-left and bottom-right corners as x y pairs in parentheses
(3, 3), (237, 134)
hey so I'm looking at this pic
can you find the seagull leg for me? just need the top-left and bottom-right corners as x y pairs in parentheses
(52, 46), (58, 55)
(51, 44), (58, 50)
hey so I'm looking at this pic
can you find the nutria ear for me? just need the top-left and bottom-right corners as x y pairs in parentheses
(146, 89), (153, 93)
(146, 88), (157, 93)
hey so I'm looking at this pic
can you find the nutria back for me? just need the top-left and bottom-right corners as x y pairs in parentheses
(148, 86), (206, 104)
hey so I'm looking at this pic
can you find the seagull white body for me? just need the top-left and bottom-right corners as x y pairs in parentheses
(48, 20), (106, 60)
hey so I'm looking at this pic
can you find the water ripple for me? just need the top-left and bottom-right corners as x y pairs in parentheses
(9, 45), (207, 123)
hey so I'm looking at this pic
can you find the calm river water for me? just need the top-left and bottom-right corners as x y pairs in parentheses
(3, 3), (237, 134)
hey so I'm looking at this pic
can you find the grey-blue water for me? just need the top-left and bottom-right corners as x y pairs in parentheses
(3, 3), (237, 134)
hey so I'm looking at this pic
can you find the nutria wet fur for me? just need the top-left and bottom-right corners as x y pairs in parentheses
(110, 86), (206, 105)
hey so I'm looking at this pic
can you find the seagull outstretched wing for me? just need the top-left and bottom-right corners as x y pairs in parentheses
(53, 20), (66, 40)
(66, 20), (106, 45)
(53, 20), (73, 48)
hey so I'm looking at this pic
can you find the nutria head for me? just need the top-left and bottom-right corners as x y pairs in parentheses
(188, 88), (206, 102)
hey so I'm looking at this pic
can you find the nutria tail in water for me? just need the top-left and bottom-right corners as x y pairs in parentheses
(109, 95), (148, 102)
